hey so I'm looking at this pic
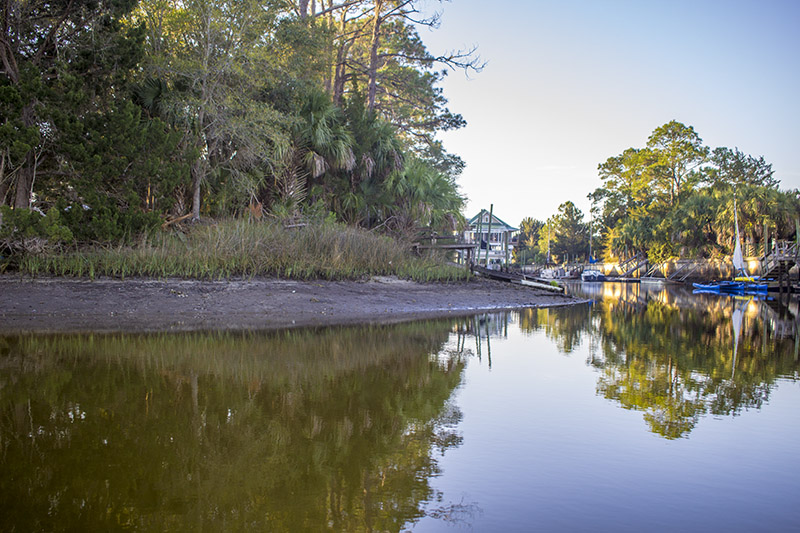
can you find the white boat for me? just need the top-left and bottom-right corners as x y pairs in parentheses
(581, 270), (606, 282)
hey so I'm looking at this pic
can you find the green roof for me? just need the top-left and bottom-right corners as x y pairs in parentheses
(467, 210), (519, 232)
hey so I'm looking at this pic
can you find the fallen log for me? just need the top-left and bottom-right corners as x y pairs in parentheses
(161, 213), (193, 229)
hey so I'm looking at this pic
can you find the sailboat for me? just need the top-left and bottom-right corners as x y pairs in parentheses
(693, 197), (768, 293)
(730, 198), (768, 291)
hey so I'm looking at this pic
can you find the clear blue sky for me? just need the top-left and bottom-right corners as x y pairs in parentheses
(418, 0), (800, 226)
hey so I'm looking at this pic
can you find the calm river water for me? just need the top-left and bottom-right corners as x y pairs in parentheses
(1, 283), (799, 531)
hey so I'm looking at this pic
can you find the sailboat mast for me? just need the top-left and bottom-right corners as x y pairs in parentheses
(733, 195), (746, 277)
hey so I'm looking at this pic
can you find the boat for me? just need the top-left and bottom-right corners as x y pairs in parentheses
(640, 277), (676, 285)
(581, 269), (606, 282)
(692, 280), (768, 293)
(692, 282), (723, 291)
(692, 198), (768, 294)
(691, 288), (772, 300)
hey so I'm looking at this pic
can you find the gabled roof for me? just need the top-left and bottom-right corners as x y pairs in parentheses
(467, 210), (519, 232)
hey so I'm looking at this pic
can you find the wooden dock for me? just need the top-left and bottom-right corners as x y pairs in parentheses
(411, 229), (478, 267)
(471, 265), (565, 293)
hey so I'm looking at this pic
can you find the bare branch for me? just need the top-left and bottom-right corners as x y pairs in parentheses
(379, 46), (484, 72)
(315, 0), (370, 18)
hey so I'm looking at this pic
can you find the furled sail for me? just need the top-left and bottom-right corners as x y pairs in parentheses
(733, 198), (746, 274)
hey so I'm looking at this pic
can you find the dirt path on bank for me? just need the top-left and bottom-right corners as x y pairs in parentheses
(0, 275), (584, 334)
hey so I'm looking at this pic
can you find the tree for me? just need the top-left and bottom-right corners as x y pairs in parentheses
(514, 217), (544, 264)
(333, 94), (404, 226)
(670, 190), (719, 257)
(55, 100), (190, 240)
(383, 156), (463, 235)
(590, 147), (657, 227)
(550, 201), (589, 262)
(646, 120), (708, 206)
(273, 89), (355, 216)
(319, 0), (480, 172)
(706, 147), (778, 190)
(136, 0), (288, 219)
(0, 0), (143, 208)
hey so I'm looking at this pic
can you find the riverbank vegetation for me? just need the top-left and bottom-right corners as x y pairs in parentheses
(0, 1), (478, 280)
(13, 218), (469, 281)
(515, 121), (800, 265)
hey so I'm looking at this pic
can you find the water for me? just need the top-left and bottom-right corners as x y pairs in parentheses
(1, 283), (798, 531)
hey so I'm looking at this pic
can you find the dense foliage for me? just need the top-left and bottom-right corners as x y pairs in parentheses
(531, 120), (799, 265)
(589, 121), (799, 263)
(0, 0), (477, 245)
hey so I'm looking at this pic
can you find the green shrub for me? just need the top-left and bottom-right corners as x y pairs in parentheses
(0, 205), (74, 243)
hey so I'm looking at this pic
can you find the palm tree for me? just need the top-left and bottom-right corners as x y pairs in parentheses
(384, 157), (464, 236)
(273, 90), (355, 216)
(342, 100), (404, 226)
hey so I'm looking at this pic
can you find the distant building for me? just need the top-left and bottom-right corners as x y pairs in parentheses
(460, 210), (519, 267)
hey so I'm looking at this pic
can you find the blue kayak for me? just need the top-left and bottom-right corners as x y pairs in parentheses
(692, 281), (768, 293)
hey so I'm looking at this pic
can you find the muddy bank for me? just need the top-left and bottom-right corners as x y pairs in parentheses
(0, 275), (585, 334)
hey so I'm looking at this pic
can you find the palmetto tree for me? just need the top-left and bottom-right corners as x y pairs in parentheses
(340, 99), (404, 226)
(384, 157), (464, 236)
(274, 90), (355, 215)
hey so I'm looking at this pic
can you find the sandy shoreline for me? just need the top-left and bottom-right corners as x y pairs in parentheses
(0, 275), (584, 334)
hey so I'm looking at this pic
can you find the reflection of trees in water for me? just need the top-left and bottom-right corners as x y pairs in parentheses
(595, 297), (799, 438)
(518, 305), (593, 353)
(0, 322), (469, 531)
(513, 294), (799, 439)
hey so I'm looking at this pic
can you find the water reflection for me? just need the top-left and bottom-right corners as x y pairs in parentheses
(2, 286), (799, 531)
(539, 283), (799, 438)
(449, 284), (799, 440)
(0, 323), (467, 531)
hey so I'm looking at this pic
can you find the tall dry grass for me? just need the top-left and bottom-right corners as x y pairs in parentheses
(18, 218), (470, 282)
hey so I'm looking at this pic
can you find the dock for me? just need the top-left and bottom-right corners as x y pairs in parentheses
(471, 265), (565, 293)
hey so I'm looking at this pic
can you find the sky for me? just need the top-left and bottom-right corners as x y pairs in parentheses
(416, 0), (800, 227)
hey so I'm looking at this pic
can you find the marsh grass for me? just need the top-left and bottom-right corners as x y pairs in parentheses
(18, 218), (470, 282)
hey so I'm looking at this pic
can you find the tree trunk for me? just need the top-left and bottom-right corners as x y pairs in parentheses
(0, 149), (7, 205)
(12, 103), (37, 209)
(322, 2), (334, 93)
(332, 8), (352, 105)
(332, 40), (351, 104)
(13, 155), (33, 209)
(366, 0), (383, 111)
(298, 0), (309, 18)
(191, 159), (202, 220)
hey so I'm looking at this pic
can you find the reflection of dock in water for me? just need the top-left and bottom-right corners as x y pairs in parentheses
(759, 298), (799, 339)
(566, 280), (800, 341)
(451, 312), (513, 369)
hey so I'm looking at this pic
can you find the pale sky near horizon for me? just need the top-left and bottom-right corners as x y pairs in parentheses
(417, 0), (800, 228)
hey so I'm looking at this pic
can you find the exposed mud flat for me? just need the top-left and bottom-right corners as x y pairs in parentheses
(0, 275), (583, 334)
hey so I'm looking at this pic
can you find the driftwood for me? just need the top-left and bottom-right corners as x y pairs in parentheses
(161, 213), (193, 229)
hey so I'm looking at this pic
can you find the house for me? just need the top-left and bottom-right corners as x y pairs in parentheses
(459, 209), (519, 267)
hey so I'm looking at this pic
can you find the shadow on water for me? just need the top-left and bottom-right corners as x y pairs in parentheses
(0, 322), (471, 532)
